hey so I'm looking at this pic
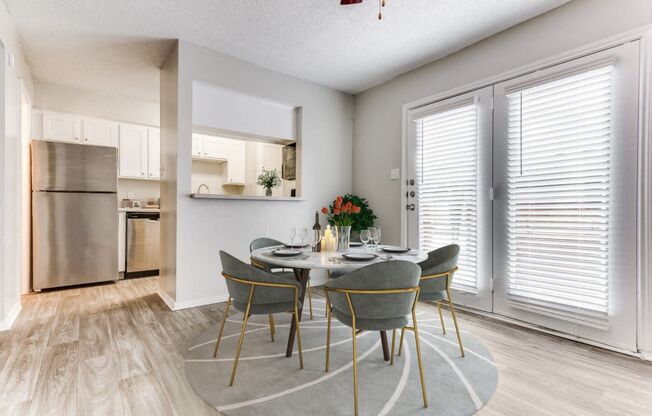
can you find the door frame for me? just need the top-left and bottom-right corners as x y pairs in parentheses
(400, 25), (652, 356)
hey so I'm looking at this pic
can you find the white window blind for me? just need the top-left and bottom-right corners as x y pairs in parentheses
(416, 102), (479, 292)
(505, 65), (613, 327)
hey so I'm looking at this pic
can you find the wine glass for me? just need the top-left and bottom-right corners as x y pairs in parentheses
(369, 227), (377, 250)
(374, 227), (382, 248)
(360, 229), (371, 252)
(310, 230), (322, 251)
(289, 226), (297, 247)
(300, 228), (308, 247)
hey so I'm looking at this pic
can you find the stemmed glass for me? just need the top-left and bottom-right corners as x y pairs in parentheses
(374, 227), (382, 249)
(300, 228), (308, 247)
(369, 227), (377, 250)
(360, 229), (371, 252)
(289, 227), (297, 247)
(310, 230), (322, 251)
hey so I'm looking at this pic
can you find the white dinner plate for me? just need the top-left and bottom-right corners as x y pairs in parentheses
(272, 249), (303, 257)
(342, 253), (378, 261)
(380, 246), (411, 253)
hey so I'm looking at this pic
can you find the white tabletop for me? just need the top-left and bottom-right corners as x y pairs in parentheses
(251, 245), (428, 270)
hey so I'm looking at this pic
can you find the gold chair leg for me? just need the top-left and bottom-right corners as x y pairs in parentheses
(325, 297), (332, 372)
(398, 327), (405, 356)
(229, 288), (254, 386)
(390, 328), (396, 365)
(437, 302), (447, 334)
(294, 304), (304, 370)
(447, 289), (465, 357)
(307, 283), (313, 320)
(213, 298), (231, 358)
(351, 316), (359, 416)
(412, 310), (429, 408)
(268, 313), (275, 342)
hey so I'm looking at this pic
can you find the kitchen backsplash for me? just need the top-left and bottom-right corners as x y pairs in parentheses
(118, 178), (160, 202)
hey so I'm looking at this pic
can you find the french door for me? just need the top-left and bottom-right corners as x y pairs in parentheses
(406, 42), (639, 351)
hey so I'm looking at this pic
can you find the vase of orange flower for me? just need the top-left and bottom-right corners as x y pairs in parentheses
(321, 195), (361, 252)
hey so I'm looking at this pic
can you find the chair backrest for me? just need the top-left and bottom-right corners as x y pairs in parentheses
(220, 251), (300, 306)
(418, 244), (460, 293)
(325, 261), (420, 320)
(249, 237), (284, 252)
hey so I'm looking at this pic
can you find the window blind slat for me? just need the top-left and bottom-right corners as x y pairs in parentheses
(505, 65), (613, 323)
(416, 102), (479, 292)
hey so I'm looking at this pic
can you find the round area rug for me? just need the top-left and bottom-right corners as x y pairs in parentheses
(184, 299), (498, 416)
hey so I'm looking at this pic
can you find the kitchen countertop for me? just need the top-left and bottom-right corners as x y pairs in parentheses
(118, 207), (160, 212)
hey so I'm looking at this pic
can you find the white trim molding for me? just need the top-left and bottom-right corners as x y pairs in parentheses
(0, 302), (21, 332)
(156, 287), (229, 311)
(401, 25), (652, 359)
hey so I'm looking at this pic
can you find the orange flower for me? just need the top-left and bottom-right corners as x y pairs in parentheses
(352, 205), (361, 213)
(335, 196), (343, 209)
(321, 207), (328, 214)
(334, 207), (341, 215)
(341, 204), (349, 213)
(346, 201), (353, 210)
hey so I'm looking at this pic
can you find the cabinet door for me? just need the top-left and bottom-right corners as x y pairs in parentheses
(119, 124), (148, 178)
(225, 139), (246, 185)
(43, 111), (81, 143)
(203, 136), (228, 160)
(82, 117), (118, 147)
(192, 134), (203, 158)
(147, 128), (160, 179)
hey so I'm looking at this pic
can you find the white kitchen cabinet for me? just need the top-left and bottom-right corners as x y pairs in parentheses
(192, 134), (203, 157)
(118, 212), (126, 273)
(147, 128), (160, 179)
(119, 124), (148, 179)
(224, 138), (246, 185)
(43, 111), (81, 143)
(82, 117), (118, 147)
(203, 136), (228, 161)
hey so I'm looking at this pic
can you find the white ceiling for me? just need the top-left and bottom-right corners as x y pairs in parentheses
(6, 0), (569, 101)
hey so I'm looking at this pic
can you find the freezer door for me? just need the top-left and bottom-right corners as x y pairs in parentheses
(32, 192), (118, 290)
(32, 140), (117, 192)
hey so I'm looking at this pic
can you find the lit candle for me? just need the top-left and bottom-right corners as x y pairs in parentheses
(323, 225), (334, 252)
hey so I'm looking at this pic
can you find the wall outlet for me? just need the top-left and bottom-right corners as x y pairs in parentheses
(390, 168), (400, 181)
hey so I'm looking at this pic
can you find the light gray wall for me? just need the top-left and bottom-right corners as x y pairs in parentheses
(353, 0), (652, 246)
(159, 41), (354, 307)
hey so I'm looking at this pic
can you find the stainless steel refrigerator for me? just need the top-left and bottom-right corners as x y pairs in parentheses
(32, 140), (118, 290)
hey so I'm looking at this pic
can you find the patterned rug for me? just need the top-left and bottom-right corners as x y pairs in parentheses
(184, 299), (498, 415)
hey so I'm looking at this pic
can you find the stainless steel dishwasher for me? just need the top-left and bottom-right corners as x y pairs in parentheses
(125, 212), (160, 278)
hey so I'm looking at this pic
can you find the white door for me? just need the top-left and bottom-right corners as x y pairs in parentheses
(406, 86), (494, 311)
(82, 117), (118, 147)
(147, 128), (160, 179)
(192, 134), (204, 157)
(492, 43), (639, 351)
(225, 139), (246, 185)
(119, 124), (148, 178)
(43, 111), (81, 143)
(203, 136), (228, 160)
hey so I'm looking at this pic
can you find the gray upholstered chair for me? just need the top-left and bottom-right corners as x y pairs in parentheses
(411, 244), (464, 357)
(324, 261), (428, 416)
(250, 237), (314, 319)
(215, 251), (304, 386)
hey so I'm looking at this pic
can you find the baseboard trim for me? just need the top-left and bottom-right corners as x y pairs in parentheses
(0, 302), (22, 332)
(156, 288), (228, 311)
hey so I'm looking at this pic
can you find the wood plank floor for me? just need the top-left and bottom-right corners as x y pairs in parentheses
(0, 277), (650, 415)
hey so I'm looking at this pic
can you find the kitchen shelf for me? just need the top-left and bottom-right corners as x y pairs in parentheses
(190, 193), (303, 201)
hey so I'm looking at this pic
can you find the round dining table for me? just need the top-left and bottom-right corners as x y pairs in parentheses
(250, 245), (428, 361)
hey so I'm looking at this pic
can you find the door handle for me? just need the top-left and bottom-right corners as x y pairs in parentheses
(406, 203), (415, 211)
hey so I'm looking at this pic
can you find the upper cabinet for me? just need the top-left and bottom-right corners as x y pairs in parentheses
(82, 117), (118, 147)
(43, 111), (82, 143)
(192, 134), (246, 185)
(119, 124), (148, 179)
(147, 128), (160, 179)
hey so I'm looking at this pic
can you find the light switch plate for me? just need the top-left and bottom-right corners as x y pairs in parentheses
(390, 168), (400, 181)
